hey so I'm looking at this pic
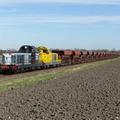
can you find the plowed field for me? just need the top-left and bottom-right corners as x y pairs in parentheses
(0, 59), (120, 120)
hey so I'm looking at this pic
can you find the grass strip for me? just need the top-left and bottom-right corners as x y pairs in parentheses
(0, 58), (120, 91)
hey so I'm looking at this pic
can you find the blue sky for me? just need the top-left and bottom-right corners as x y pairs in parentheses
(0, 0), (120, 50)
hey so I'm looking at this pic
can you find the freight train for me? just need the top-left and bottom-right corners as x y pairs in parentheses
(0, 45), (119, 74)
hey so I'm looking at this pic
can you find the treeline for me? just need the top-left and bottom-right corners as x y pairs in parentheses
(62, 48), (120, 54)
(74, 48), (120, 54)
(0, 49), (17, 55)
(0, 48), (120, 55)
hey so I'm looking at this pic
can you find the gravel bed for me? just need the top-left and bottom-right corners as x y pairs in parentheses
(0, 59), (120, 120)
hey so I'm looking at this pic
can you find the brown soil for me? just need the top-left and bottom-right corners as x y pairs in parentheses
(0, 59), (120, 120)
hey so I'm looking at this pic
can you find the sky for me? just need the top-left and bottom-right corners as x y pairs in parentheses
(0, 0), (120, 50)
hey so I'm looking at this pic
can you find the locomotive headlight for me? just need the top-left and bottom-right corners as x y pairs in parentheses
(9, 53), (14, 56)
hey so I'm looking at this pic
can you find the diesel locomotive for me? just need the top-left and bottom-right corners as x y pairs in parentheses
(0, 45), (61, 74)
(0, 45), (119, 74)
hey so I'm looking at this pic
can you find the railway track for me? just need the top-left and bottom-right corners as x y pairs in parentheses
(0, 74), (22, 82)
(0, 65), (63, 82)
(0, 59), (116, 82)
(0, 61), (94, 82)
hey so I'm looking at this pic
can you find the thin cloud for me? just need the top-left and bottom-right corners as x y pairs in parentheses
(0, 8), (17, 12)
(22, 16), (120, 23)
(0, 0), (120, 5)
(1, 16), (120, 26)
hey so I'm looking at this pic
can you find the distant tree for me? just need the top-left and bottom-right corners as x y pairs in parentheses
(0, 50), (6, 55)
(6, 49), (17, 53)
(93, 49), (108, 52)
(118, 50), (120, 52)
(117, 50), (120, 54)
(74, 48), (87, 51)
(111, 48), (117, 53)
(0, 49), (17, 55)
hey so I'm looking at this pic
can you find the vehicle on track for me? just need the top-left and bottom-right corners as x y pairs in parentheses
(0, 45), (119, 74)
(0, 45), (61, 74)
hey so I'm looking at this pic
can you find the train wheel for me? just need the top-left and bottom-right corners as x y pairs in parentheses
(21, 69), (25, 73)
(13, 70), (18, 74)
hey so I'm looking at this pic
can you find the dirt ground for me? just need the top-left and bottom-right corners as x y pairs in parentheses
(0, 59), (120, 120)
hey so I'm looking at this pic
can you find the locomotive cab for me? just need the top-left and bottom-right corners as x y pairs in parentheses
(37, 46), (61, 67)
(2, 53), (33, 65)
(2, 53), (13, 65)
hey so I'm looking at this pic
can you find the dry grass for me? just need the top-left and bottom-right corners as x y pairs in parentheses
(0, 58), (120, 91)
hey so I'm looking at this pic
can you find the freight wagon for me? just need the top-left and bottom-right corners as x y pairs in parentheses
(0, 45), (119, 74)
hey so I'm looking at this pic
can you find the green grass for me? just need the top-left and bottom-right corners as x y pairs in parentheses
(0, 58), (120, 91)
